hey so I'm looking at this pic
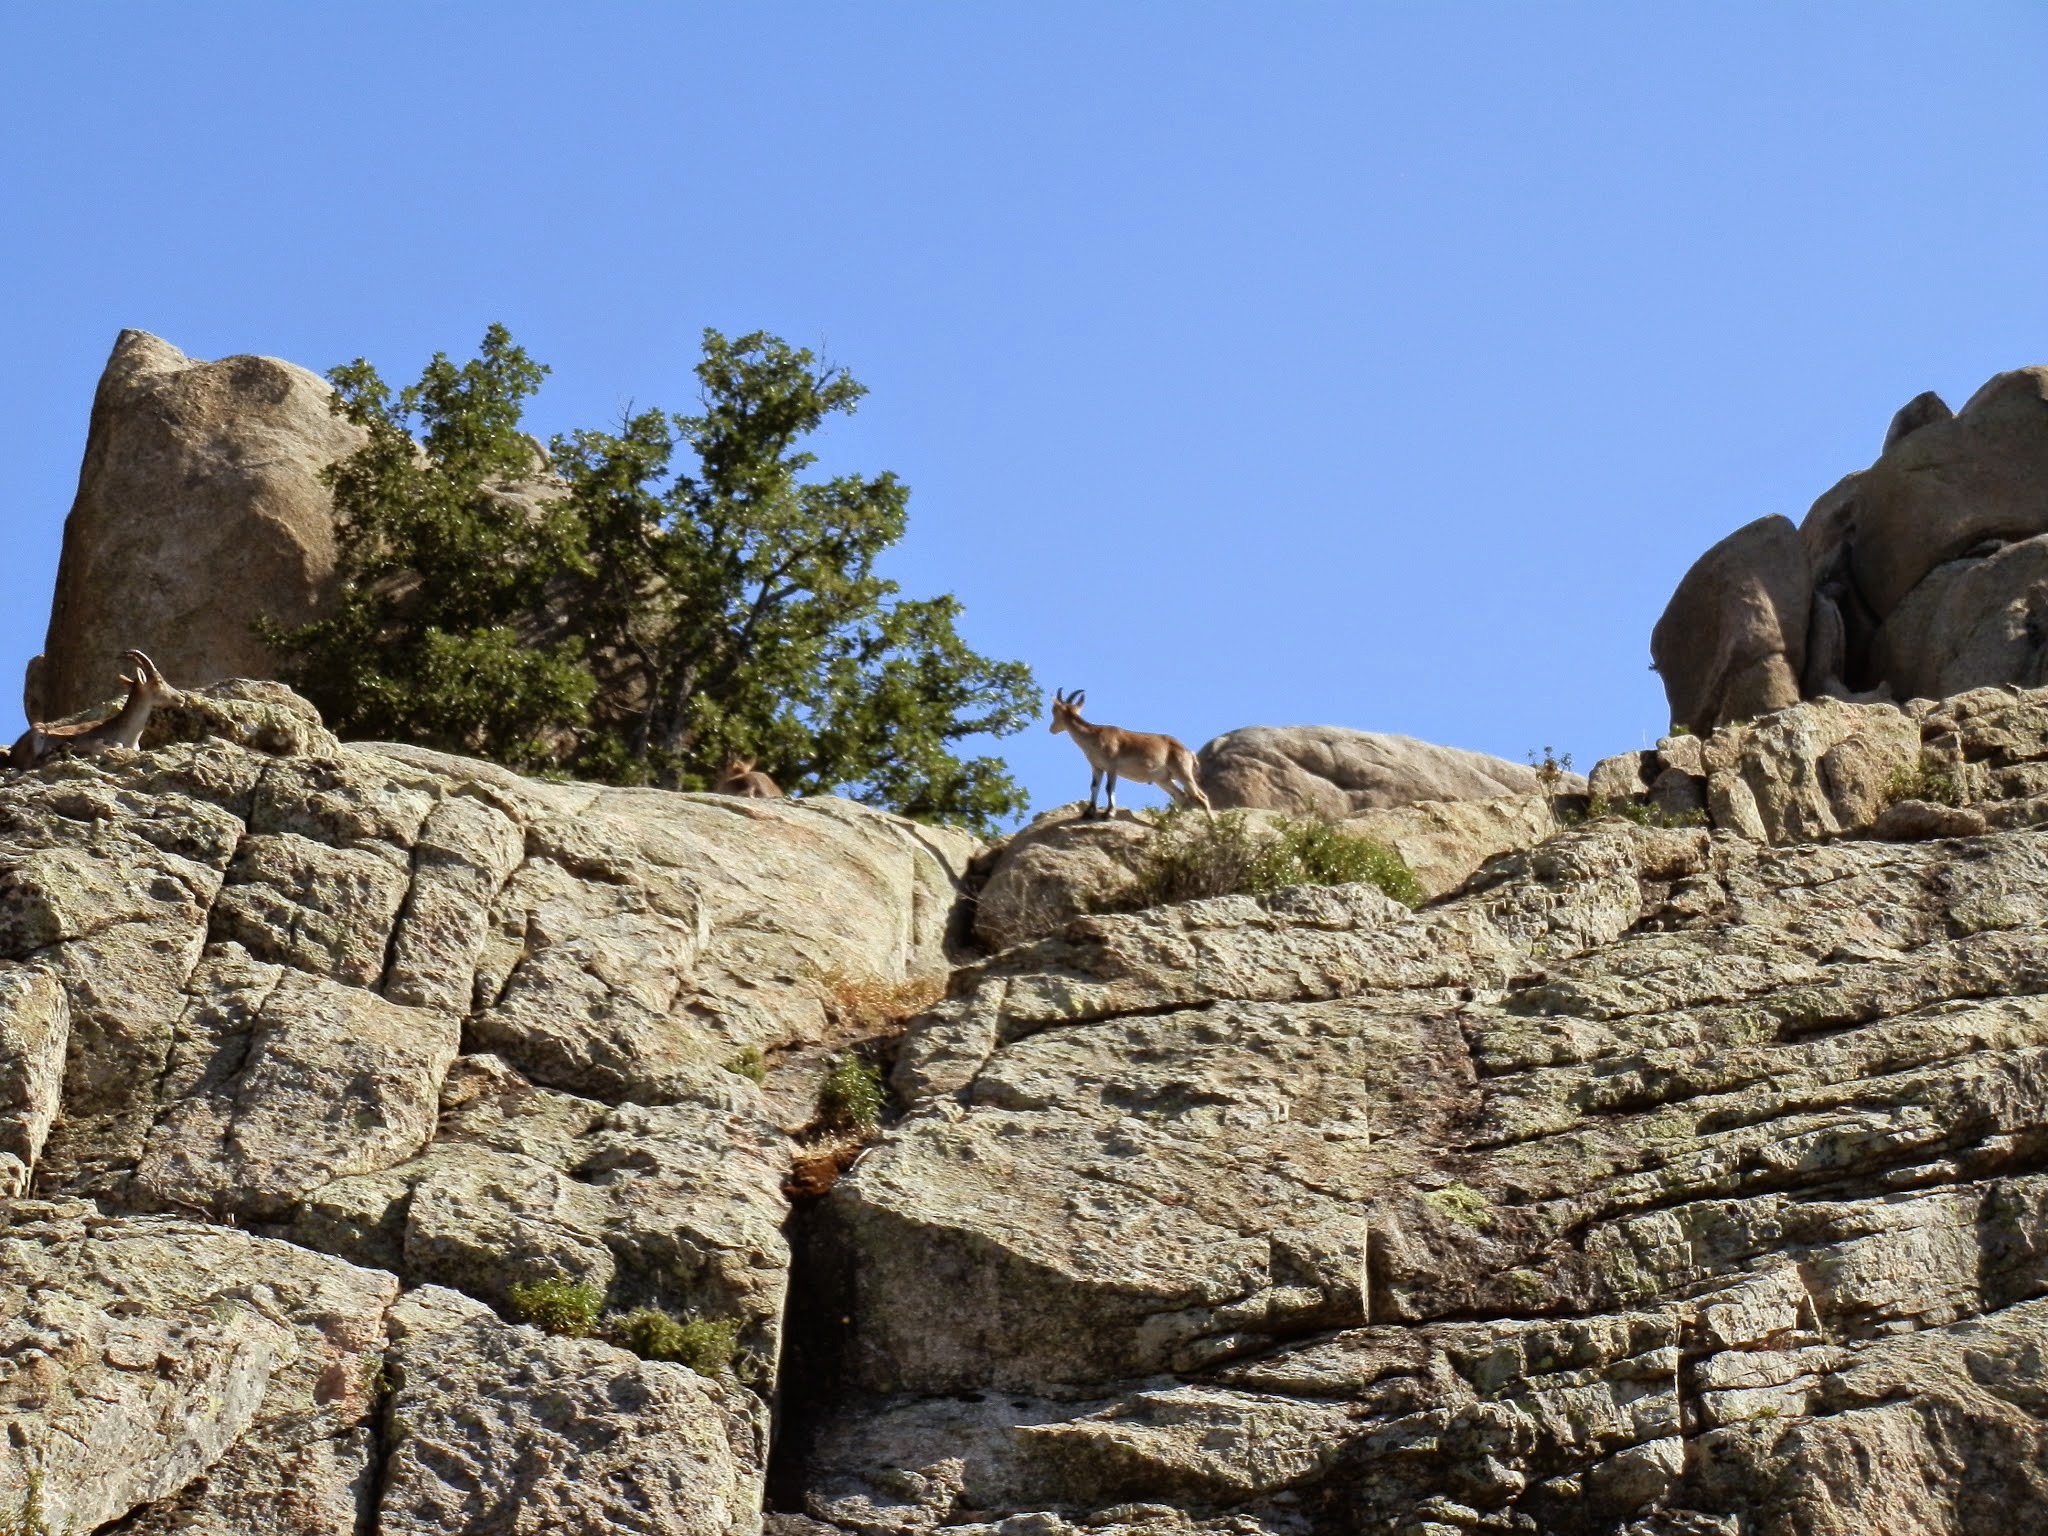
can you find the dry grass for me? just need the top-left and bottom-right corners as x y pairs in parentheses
(819, 970), (947, 1037)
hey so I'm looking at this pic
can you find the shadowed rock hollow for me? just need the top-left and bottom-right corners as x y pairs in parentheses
(8, 681), (2048, 1533)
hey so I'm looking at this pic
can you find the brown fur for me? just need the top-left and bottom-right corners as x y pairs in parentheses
(715, 755), (782, 798)
(1049, 688), (1210, 819)
(10, 650), (181, 769)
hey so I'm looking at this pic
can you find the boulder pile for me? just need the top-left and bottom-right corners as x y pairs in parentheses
(1654, 367), (2048, 733)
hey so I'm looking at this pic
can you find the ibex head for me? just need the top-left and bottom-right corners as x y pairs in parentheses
(721, 755), (756, 778)
(119, 650), (180, 705)
(1050, 688), (1086, 736)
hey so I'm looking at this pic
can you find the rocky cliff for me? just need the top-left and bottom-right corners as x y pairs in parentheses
(7, 683), (2048, 1534)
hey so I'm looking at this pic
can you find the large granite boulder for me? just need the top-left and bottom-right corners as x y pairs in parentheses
(1868, 532), (2048, 703)
(26, 331), (365, 724)
(1660, 367), (2048, 727)
(1197, 724), (1574, 816)
(1651, 514), (1811, 734)
(1839, 367), (2048, 626)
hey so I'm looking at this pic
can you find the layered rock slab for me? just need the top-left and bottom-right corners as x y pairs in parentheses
(802, 813), (2048, 1533)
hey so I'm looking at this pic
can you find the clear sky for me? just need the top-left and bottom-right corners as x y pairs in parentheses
(4, 4), (2045, 818)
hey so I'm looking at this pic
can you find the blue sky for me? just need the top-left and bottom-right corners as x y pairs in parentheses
(4, 4), (2046, 818)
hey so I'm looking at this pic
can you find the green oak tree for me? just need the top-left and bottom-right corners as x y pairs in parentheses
(266, 326), (1037, 832)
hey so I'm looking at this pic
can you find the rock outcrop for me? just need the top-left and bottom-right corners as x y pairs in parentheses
(1650, 514), (1811, 735)
(1197, 725), (1579, 817)
(26, 332), (366, 724)
(0, 684), (970, 1532)
(1656, 366), (2048, 733)
(19, 679), (2048, 1531)
(972, 793), (1567, 951)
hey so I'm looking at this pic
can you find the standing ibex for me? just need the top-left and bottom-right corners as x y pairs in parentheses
(10, 650), (182, 769)
(1050, 688), (1211, 819)
(715, 755), (782, 798)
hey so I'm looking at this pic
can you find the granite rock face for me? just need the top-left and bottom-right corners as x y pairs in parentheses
(0, 687), (970, 1533)
(17, 681), (2048, 1532)
(804, 807), (2048, 1533)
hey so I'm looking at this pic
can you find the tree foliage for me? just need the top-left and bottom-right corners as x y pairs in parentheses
(266, 327), (1037, 832)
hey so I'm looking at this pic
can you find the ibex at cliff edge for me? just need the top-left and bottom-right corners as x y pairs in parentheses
(1050, 688), (1211, 820)
(715, 755), (782, 798)
(10, 650), (182, 769)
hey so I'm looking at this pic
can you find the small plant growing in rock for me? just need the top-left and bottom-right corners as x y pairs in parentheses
(1884, 761), (1964, 808)
(0, 1470), (66, 1536)
(1423, 1182), (1495, 1230)
(1526, 746), (1574, 793)
(1253, 817), (1425, 907)
(608, 1308), (743, 1375)
(507, 1275), (604, 1337)
(1130, 808), (1422, 910)
(721, 1046), (767, 1083)
(818, 1055), (888, 1133)
(1576, 796), (1707, 830)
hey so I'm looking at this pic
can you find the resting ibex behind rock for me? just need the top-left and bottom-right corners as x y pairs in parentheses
(716, 756), (782, 798)
(1050, 688), (1211, 820)
(10, 650), (181, 769)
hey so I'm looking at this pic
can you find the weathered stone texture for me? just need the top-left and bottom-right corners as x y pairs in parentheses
(20, 680), (2048, 1532)
(0, 687), (972, 1532)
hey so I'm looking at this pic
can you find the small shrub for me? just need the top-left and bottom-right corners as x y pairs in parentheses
(608, 1308), (743, 1375)
(818, 1055), (887, 1132)
(1423, 1182), (1495, 1230)
(1252, 817), (1425, 907)
(1131, 809), (1423, 910)
(1884, 761), (1963, 808)
(1129, 808), (1265, 907)
(1526, 746), (1575, 793)
(507, 1275), (603, 1337)
(722, 1046), (767, 1083)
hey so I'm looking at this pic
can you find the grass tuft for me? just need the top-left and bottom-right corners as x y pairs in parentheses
(506, 1275), (604, 1337)
(1885, 761), (1963, 808)
(608, 1308), (743, 1375)
(821, 971), (947, 1035)
(818, 1055), (888, 1133)
(721, 1046), (766, 1083)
